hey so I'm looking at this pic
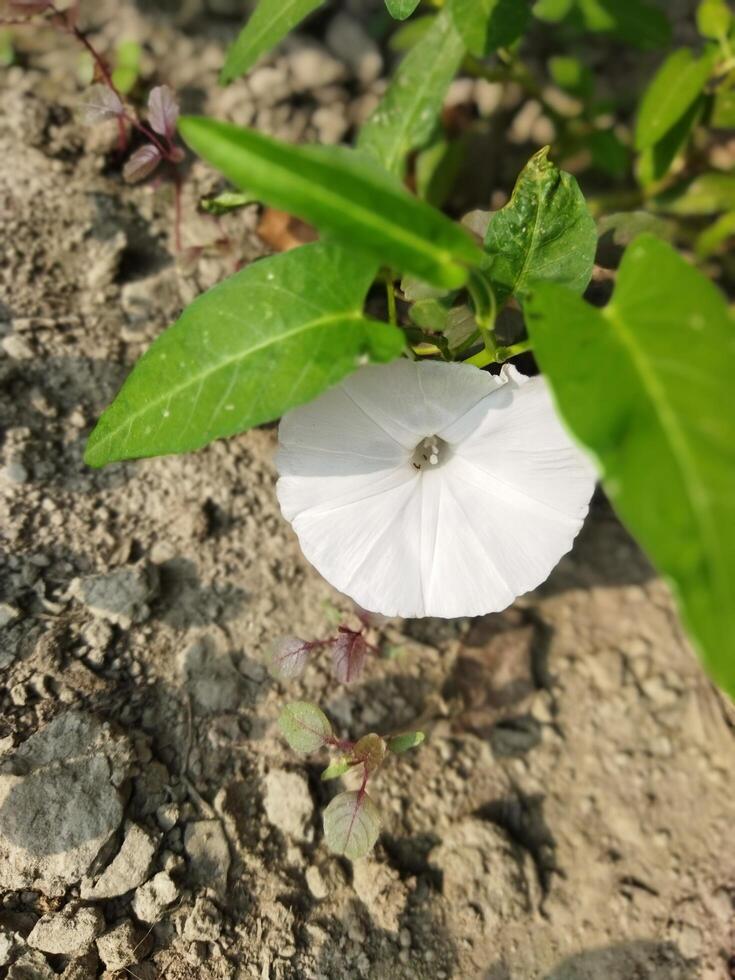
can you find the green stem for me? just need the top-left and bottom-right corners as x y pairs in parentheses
(385, 276), (398, 327)
(467, 270), (498, 356)
(464, 339), (532, 369)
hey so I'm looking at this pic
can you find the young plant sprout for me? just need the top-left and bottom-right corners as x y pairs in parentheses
(278, 701), (424, 860)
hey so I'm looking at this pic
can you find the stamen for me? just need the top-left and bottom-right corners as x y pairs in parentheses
(411, 435), (450, 471)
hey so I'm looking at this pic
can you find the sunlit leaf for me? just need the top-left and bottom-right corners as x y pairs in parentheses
(352, 733), (387, 773)
(654, 172), (735, 216)
(85, 243), (402, 466)
(321, 758), (354, 781)
(636, 96), (704, 187)
(526, 234), (735, 697)
(267, 636), (311, 680)
(483, 147), (597, 309)
(332, 631), (368, 684)
(323, 791), (381, 859)
(385, 0), (421, 19)
(279, 701), (333, 754)
(180, 116), (482, 288)
(358, 8), (465, 179)
(697, 0), (732, 39)
(387, 731), (425, 754)
(635, 47), (716, 152)
(221, 0), (324, 83)
(449, 0), (531, 57)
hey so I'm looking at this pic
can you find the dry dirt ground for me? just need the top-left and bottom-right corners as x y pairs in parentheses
(1, 1), (734, 978)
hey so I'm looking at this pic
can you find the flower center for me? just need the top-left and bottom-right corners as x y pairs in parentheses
(411, 435), (450, 471)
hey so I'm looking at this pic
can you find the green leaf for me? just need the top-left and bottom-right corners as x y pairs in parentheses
(386, 0), (422, 20)
(654, 172), (735, 216)
(697, 0), (732, 39)
(548, 55), (594, 97)
(576, 0), (671, 49)
(587, 129), (630, 179)
(358, 8), (466, 179)
(525, 234), (735, 697)
(695, 210), (735, 258)
(84, 244), (402, 466)
(321, 758), (354, 781)
(712, 87), (735, 129)
(636, 95), (704, 187)
(482, 147), (597, 309)
(200, 190), (257, 215)
(323, 791), (381, 859)
(597, 211), (675, 247)
(533, 0), (575, 21)
(180, 116), (482, 289)
(635, 48), (716, 152)
(112, 40), (141, 95)
(449, 0), (531, 56)
(387, 731), (425, 754)
(279, 702), (333, 754)
(221, 0), (324, 84)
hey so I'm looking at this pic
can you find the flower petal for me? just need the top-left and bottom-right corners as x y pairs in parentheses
(276, 361), (596, 618)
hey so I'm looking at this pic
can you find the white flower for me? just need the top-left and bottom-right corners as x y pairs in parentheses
(276, 360), (596, 619)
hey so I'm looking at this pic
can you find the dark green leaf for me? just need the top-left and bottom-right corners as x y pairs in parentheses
(695, 211), (735, 257)
(654, 172), (735, 216)
(597, 211), (675, 246)
(385, 0), (422, 20)
(323, 791), (381, 859)
(387, 731), (425, 754)
(636, 95), (704, 187)
(279, 701), (333, 754)
(526, 234), (735, 696)
(84, 244), (402, 466)
(180, 116), (482, 288)
(482, 147), (597, 309)
(533, 0), (575, 21)
(576, 0), (671, 48)
(358, 8), (465, 179)
(449, 0), (531, 56)
(221, 0), (324, 83)
(588, 129), (630, 179)
(635, 48), (716, 151)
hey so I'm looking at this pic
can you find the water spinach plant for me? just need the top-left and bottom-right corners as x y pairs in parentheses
(78, 0), (735, 857)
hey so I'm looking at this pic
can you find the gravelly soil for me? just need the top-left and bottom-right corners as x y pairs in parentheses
(1, 2), (734, 978)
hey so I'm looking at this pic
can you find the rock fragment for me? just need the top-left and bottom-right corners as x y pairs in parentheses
(263, 769), (314, 842)
(7, 951), (55, 980)
(181, 896), (222, 943)
(132, 870), (179, 923)
(69, 563), (158, 628)
(183, 819), (230, 895)
(81, 822), (159, 899)
(27, 904), (105, 955)
(0, 713), (132, 896)
(96, 919), (152, 971)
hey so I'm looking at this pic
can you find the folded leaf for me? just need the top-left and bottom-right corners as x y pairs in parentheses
(180, 116), (483, 288)
(483, 147), (597, 309)
(449, 0), (531, 57)
(635, 47), (716, 151)
(221, 0), (324, 83)
(358, 8), (465, 178)
(526, 235), (735, 696)
(85, 243), (402, 466)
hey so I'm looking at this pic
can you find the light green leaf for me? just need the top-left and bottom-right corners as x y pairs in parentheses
(386, 0), (422, 20)
(323, 791), (381, 859)
(200, 190), (257, 215)
(112, 40), (141, 95)
(482, 147), (597, 309)
(180, 116), (482, 289)
(635, 48), (716, 152)
(358, 8), (465, 179)
(654, 172), (735, 216)
(221, 0), (324, 83)
(697, 0), (732, 39)
(533, 0), (574, 21)
(525, 234), (735, 696)
(387, 731), (425, 754)
(449, 0), (531, 57)
(695, 210), (735, 257)
(321, 758), (354, 781)
(279, 702), (333, 754)
(712, 87), (735, 129)
(84, 244), (402, 466)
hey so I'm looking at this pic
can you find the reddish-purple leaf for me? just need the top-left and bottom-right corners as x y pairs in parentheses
(123, 143), (162, 183)
(267, 635), (311, 680)
(323, 790), (381, 859)
(332, 631), (368, 684)
(148, 85), (180, 139)
(81, 84), (124, 125)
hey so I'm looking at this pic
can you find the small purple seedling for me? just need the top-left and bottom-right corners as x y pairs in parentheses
(269, 617), (381, 686)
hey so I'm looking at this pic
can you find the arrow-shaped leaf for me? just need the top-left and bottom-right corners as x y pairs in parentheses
(385, 0), (421, 19)
(526, 234), (735, 696)
(85, 243), (402, 466)
(179, 116), (483, 289)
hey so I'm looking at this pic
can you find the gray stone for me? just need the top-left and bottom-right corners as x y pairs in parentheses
(81, 822), (159, 899)
(180, 634), (244, 715)
(263, 770), (314, 841)
(7, 951), (55, 980)
(69, 563), (157, 628)
(1, 334), (33, 360)
(0, 712), (132, 896)
(0, 603), (21, 628)
(132, 869), (179, 923)
(0, 461), (28, 485)
(28, 904), (105, 955)
(181, 896), (222, 943)
(183, 819), (230, 895)
(287, 41), (346, 92)
(96, 919), (152, 971)
(325, 13), (383, 84)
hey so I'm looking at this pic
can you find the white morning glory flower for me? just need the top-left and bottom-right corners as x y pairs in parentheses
(276, 360), (596, 619)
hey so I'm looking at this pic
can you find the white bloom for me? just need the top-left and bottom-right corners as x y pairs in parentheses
(276, 360), (596, 619)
